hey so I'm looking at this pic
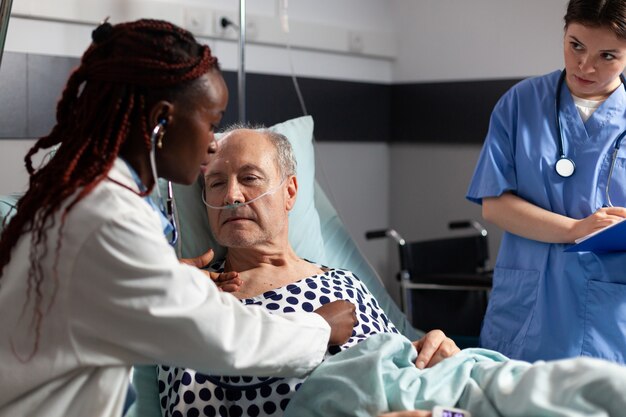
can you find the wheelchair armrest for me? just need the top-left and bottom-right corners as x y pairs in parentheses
(411, 272), (492, 288)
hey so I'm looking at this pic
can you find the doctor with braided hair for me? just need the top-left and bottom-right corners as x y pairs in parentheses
(0, 19), (356, 417)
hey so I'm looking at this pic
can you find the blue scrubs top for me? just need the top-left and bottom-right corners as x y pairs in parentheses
(467, 70), (626, 363)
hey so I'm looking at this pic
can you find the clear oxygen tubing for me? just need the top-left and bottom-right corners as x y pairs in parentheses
(201, 177), (288, 210)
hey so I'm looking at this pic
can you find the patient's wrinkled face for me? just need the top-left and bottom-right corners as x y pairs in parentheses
(205, 129), (296, 248)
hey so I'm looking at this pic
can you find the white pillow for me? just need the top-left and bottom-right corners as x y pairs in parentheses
(269, 116), (326, 264)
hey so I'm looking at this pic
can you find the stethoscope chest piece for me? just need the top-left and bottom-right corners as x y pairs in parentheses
(556, 156), (575, 178)
(553, 69), (626, 180)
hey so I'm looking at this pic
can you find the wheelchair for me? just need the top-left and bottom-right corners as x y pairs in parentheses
(366, 220), (493, 348)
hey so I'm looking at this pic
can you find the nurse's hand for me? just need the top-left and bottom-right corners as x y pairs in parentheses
(378, 411), (431, 417)
(412, 330), (460, 369)
(180, 249), (242, 292)
(314, 300), (357, 346)
(571, 207), (626, 241)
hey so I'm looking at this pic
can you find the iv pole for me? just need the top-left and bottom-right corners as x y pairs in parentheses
(238, 0), (246, 123)
(0, 0), (13, 70)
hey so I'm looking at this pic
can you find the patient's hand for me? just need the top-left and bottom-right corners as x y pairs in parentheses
(313, 300), (357, 346)
(180, 248), (243, 292)
(412, 330), (460, 369)
(379, 411), (431, 417)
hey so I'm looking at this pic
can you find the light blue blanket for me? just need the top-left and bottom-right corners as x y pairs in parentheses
(284, 333), (626, 417)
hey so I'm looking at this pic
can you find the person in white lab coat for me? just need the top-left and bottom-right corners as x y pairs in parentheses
(0, 19), (356, 417)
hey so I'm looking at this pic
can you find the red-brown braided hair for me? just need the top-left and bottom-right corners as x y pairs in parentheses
(0, 19), (218, 359)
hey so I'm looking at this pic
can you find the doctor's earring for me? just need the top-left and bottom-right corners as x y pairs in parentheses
(151, 119), (167, 150)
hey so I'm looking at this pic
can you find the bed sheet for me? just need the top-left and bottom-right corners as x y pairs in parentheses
(284, 333), (626, 417)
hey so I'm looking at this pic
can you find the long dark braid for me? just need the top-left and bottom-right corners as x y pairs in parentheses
(0, 19), (218, 359)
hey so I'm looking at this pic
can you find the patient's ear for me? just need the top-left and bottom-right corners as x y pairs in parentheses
(285, 175), (298, 211)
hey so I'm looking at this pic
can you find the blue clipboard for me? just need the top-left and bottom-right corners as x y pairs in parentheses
(565, 220), (626, 253)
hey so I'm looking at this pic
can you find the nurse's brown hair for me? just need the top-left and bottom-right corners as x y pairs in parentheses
(0, 19), (218, 360)
(565, 0), (626, 40)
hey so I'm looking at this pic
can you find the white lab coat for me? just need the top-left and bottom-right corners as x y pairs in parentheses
(0, 159), (329, 417)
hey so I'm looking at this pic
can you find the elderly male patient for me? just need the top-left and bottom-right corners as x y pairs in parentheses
(158, 126), (459, 417)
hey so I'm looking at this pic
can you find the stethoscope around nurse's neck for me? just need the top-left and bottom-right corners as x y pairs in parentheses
(555, 70), (626, 206)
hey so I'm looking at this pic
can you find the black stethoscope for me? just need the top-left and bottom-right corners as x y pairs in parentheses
(555, 70), (626, 206)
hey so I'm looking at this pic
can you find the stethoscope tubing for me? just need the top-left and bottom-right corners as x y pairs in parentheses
(555, 69), (626, 206)
(149, 121), (179, 246)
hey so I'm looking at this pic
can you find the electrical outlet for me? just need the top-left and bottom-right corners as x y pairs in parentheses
(348, 31), (364, 53)
(184, 7), (211, 37)
(212, 12), (231, 38)
(212, 12), (258, 41)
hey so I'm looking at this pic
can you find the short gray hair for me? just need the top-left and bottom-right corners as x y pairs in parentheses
(219, 123), (297, 178)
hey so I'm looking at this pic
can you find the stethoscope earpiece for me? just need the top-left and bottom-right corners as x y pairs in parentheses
(151, 119), (168, 150)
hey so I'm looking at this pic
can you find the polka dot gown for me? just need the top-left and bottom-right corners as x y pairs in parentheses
(158, 265), (399, 417)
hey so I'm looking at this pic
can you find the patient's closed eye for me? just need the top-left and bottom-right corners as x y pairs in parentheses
(208, 179), (226, 189)
(207, 175), (263, 191)
(241, 175), (262, 184)
(238, 171), (271, 188)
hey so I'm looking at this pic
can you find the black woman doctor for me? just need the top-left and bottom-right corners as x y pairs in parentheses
(467, 0), (626, 364)
(0, 19), (357, 417)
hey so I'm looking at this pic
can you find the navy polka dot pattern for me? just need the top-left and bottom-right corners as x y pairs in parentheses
(158, 264), (399, 417)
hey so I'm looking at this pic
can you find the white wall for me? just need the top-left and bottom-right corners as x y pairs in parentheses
(391, 0), (568, 82)
(7, 0), (396, 82)
(152, 0), (397, 33)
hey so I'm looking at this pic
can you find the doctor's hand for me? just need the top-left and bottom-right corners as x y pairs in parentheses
(570, 206), (626, 242)
(314, 300), (357, 346)
(378, 411), (431, 417)
(180, 249), (242, 292)
(210, 271), (242, 292)
(412, 330), (460, 369)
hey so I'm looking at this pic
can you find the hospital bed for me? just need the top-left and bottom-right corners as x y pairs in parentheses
(0, 115), (422, 416)
(122, 116), (626, 417)
(4, 118), (626, 417)
(122, 116), (422, 416)
(151, 115), (419, 340)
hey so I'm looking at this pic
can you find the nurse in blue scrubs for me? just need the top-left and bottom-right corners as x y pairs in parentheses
(467, 0), (626, 363)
